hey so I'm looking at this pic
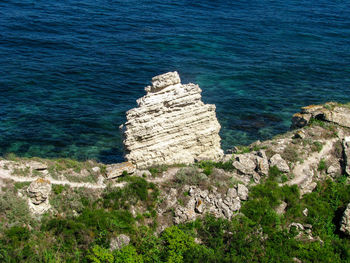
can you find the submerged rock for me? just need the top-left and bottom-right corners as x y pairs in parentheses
(122, 71), (223, 168)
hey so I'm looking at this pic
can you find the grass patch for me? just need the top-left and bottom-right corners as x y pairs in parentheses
(148, 165), (168, 177)
(14, 182), (31, 191)
(318, 159), (327, 171)
(311, 141), (323, 152)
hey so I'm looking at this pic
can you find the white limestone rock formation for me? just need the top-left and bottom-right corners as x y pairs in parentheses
(27, 178), (51, 215)
(122, 71), (223, 168)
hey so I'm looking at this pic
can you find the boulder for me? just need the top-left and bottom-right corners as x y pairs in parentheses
(291, 113), (312, 129)
(340, 203), (350, 235)
(233, 154), (256, 175)
(122, 72), (223, 168)
(110, 234), (131, 251)
(27, 178), (51, 214)
(293, 130), (306, 139)
(256, 150), (269, 176)
(226, 188), (237, 199)
(326, 163), (341, 176)
(106, 162), (136, 179)
(195, 199), (205, 214)
(237, 184), (249, 201)
(275, 201), (287, 215)
(269, 154), (290, 173)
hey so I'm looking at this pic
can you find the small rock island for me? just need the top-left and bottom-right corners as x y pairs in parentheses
(121, 71), (223, 168)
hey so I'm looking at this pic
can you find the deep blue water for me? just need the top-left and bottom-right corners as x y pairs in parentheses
(1, 0), (350, 163)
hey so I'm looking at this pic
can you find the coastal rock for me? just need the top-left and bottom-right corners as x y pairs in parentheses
(323, 105), (350, 128)
(291, 113), (312, 129)
(122, 71), (223, 168)
(106, 162), (136, 179)
(256, 150), (269, 176)
(340, 203), (350, 235)
(27, 178), (51, 214)
(343, 137), (350, 176)
(291, 103), (350, 129)
(233, 154), (256, 175)
(269, 154), (290, 173)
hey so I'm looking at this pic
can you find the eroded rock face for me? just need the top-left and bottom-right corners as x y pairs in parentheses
(340, 203), (350, 235)
(291, 103), (350, 129)
(122, 71), (223, 168)
(27, 178), (51, 215)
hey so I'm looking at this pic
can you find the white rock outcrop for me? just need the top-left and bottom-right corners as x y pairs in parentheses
(27, 178), (51, 215)
(122, 72), (223, 168)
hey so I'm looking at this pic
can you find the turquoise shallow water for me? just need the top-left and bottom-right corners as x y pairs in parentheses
(0, 0), (350, 163)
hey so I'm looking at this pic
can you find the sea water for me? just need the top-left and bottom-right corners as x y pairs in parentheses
(0, 0), (350, 163)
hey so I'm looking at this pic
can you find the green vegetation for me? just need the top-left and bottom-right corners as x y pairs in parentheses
(196, 160), (234, 175)
(1, 161), (350, 262)
(309, 118), (326, 128)
(312, 141), (324, 153)
(149, 165), (168, 177)
(281, 144), (300, 163)
(318, 159), (327, 171)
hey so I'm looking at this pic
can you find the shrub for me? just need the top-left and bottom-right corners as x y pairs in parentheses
(318, 159), (327, 171)
(268, 166), (283, 179)
(174, 167), (207, 186)
(309, 118), (326, 128)
(311, 141), (323, 152)
(52, 184), (65, 195)
(282, 145), (299, 163)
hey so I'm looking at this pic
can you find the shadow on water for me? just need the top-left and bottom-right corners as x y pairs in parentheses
(98, 147), (126, 164)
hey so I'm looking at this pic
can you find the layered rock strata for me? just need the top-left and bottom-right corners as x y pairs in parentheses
(27, 178), (51, 215)
(122, 72), (223, 168)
